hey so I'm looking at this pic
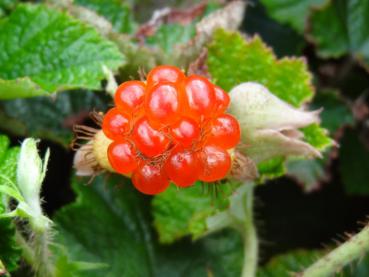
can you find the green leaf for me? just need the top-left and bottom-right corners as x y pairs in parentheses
(309, 0), (369, 70)
(208, 29), (331, 178)
(0, 90), (109, 146)
(75, 0), (136, 33)
(287, 158), (328, 192)
(0, 77), (48, 99)
(0, 0), (18, 18)
(339, 128), (369, 196)
(0, 135), (20, 272)
(53, 176), (242, 276)
(301, 124), (333, 151)
(257, 157), (286, 181)
(258, 249), (322, 276)
(287, 90), (354, 192)
(207, 29), (313, 107)
(0, 4), (124, 99)
(243, 1), (305, 57)
(258, 250), (369, 276)
(312, 90), (354, 134)
(259, 0), (326, 33)
(146, 23), (196, 54)
(152, 183), (233, 243)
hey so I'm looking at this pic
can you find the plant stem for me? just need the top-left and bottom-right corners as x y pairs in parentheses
(15, 230), (34, 266)
(16, 228), (55, 277)
(241, 183), (258, 277)
(302, 224), (369, 277)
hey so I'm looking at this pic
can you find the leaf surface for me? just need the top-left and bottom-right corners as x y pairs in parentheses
(0, 90), (109, 146)
(0, 4), (124, 99)
(0, 135), (20, 272)
(309, 0), (369, 70)
(53, 176), (243, 276)
(260, 0), (326, 33)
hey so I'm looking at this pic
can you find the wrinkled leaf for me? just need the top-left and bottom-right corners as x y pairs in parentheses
(207, 30), (331, 178)
(260, 0), (326, 33)
(0, 135), (20, 272)
(0, 4), (124, 99)
(243, 1), (305, 57)
(75, 0), (136, 34)
(152, 183), (234, 243)
(0, 90), (109, 146)
(53, 176), (243, 277)
(146, 23), (196, 54)
(309, 0), (369, 70)
(207, 29), (313, 107)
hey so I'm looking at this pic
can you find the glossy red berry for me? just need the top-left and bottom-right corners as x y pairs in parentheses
(170, 117), (200, 147)
(199, 145), (231, 182)
(207, 114), (241, 149)
(147, 65), (185, 86)
(114, 81), (146, 113)
(132, 163), (170, 195)
(102, 65), (241, 194)
(132, 117), (171, 157)
(102, 108), (131, 140)
(145, 82), (182, 126)
(165, 148), (202, 187)
(183, 75), (216, 118)
(107, 141), (137, 174)
(214, 86), (230, 114)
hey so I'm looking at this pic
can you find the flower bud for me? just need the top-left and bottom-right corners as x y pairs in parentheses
(228, 82), (322, 164)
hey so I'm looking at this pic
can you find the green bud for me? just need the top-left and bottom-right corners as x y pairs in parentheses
(229, 82), (322, 164)
(16, 138), (50, 232)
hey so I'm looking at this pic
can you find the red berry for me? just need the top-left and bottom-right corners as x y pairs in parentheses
(165, 148), (202, 187)
(107, 141), (137, 174)
(147, 65), (185, 86)
(199, 145), (231, 182)
(145, 82), (182, 126)
(183, 75), (215, 118)
(214, 86), (230, 114)
(114, 81), (146, 113)
(132, 117), (171, 157)
(102, 108), (131, 140)
(171, 117), (200, 147)
(207, 114), (241, 149)
(132, 163), (170, 195)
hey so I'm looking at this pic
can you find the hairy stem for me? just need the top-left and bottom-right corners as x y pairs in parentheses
(241, 183), (258, 277)
(15, 230), (34, 266)
(302, 224), (369, 277)
(16, 228), (55, 277)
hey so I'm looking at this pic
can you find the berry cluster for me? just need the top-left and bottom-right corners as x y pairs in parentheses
(102, 65), (240, 195)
